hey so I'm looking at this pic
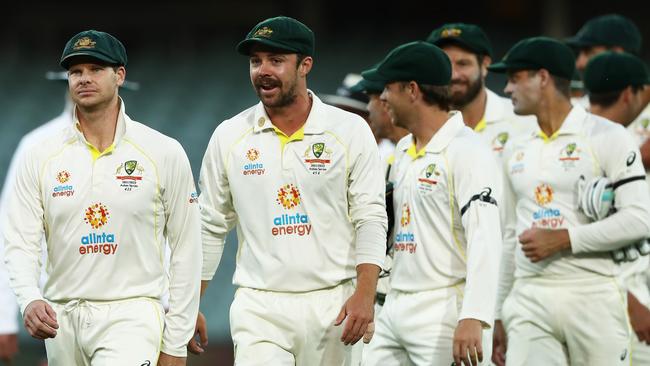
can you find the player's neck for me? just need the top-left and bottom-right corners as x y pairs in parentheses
(266, 90), (312, 136)
(76, 97), (120, 152)
(535, 96), (572, 137)
(590, 103), (632, 127)
(410, 107), (449, 151)
(459, 87), (487, 129)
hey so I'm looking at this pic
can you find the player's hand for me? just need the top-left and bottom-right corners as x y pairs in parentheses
(334, 289), (375, 345)
(519, 228), (570, 262)
(23, 300), (58, 340)
(628, 291), (650, 344)
(157, 352), (185, 366)
(453, 318), (483, 366)
(0, 333), (18, 362)
(187, 311), (208, 355)
(491, 320), (507, 366)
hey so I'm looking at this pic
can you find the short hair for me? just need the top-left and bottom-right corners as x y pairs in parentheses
(419, 84), (451, 110)
(589, 85), (644, 108)
(397, 82), (451, 110)
(296, 54), (307, 69)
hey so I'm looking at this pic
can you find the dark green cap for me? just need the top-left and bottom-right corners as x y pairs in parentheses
(566, 14), (642, 54)
(236, 16), (314, 56)
(351, 77), (385, 95)
(60, 30), (127, 69)
(584, 52), (650, 93)
(360, 41), (451, 86)
(488, 37), (575, 79)
(426, 23), (493, 58)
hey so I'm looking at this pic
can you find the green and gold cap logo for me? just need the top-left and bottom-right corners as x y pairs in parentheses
(253, 26), (274, 38)
(73, 36), (96, 50)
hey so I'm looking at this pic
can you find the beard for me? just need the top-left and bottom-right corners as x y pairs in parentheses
(449, 75), (484, 109)
(254, 75), (298, 108)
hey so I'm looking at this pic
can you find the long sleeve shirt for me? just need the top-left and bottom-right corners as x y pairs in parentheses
(2, 101), (201, 356)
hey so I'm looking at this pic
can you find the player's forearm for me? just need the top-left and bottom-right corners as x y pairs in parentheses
(569, 201), (650, 254)
(200, 280), (209, 297)
(355, 263), (380, 297)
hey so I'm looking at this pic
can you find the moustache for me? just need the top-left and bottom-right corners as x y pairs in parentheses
(254, 77), (281, 89)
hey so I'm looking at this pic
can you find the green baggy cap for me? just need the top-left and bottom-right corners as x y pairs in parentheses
(584, 51), (650, 93)
(488, 36), (575, 79)
(361, 41), (451, 87)
(566, 14), (642, 54)
(60, 30), (127, 69)
(426, 23), (493, 58)
(237, 16), (315, 56)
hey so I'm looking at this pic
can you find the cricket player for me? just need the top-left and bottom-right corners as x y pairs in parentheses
(489, 36), (650, 366)
(566, 15), (650, 365)
(426, 23), (536, 158)
(583, 51), (650, 365)
(360, 41), (502, 366)
(2, 30), (201, 366)
(197, 16), (387, 365)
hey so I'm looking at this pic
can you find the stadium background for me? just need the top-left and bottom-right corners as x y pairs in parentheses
(0, 1), (648, 364)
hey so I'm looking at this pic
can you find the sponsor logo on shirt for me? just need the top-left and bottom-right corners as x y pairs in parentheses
(52, 170), (74, 198)
(79, 203), (118, 255)
(534, 183), (553, 206)
(394, 203), (416, 253)
(242, 148), (265, 176)
(558, 142), (581, 170)
(492, 132), (509, 152)
(115, 160), (144, 191)
(272, 184), (312, 236)
(189, 192), (199, 204)
(303, 142), (332, 174)
(510, 151), (525, 175)
(532, 184), (564, 228)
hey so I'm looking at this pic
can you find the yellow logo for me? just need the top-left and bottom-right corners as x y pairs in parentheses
(73, 37), (96, 50)
(246, 148), (260, 161)
(253, 27), (274, 38)
(534, 184), (553, 206)
(56, 171), (70, 184)
(84, 203), (110, 229)
(276, 184), (301, 209)
(400, 204), (411, 227)
(441, 28), (462, 38)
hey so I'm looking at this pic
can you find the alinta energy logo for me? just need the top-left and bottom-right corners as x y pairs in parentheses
(242, 148), (265, 176)
(394, 203), (416, 254)
(80, 203), (118, 255)
(532, 183), (563, 229)
(52, 171), (74, 198)
(272, 184), (312, 237)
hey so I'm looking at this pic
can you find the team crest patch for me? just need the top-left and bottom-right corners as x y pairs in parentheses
(558, 142), (581, 170)
(441, 28), (462, 38)
(253, 27), (273, 38)
(492, 132), (509, 152)
(303, 142), (333, 174)
(73, 37), (96, 50)
(115, 160), (144, 191)
(417, 163), (440, 193)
